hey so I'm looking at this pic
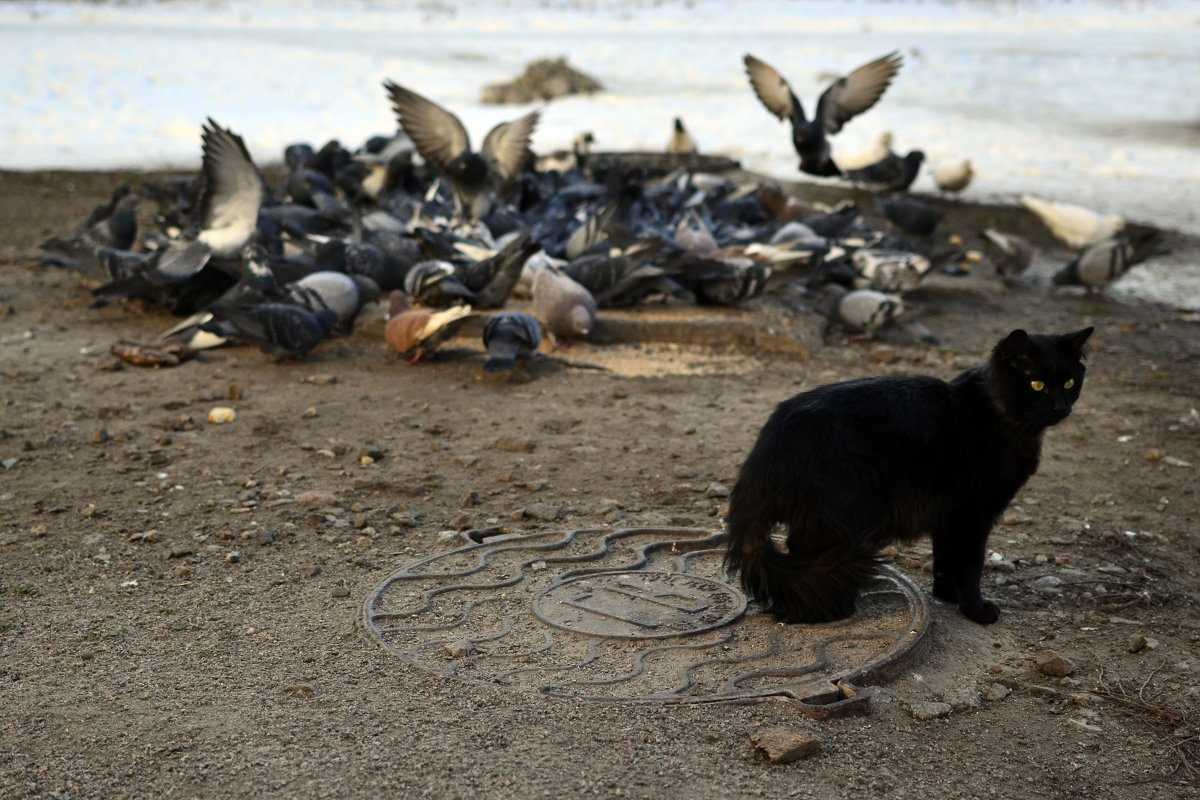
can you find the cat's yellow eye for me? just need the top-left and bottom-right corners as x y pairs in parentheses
(1063, 379), (1075, 389)
(1030, 380), (1045, 392)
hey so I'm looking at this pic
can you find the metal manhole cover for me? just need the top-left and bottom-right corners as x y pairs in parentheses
(363, 527), (930, 714)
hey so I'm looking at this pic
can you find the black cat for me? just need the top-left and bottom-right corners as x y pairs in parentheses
(724, 327), (1093, 625)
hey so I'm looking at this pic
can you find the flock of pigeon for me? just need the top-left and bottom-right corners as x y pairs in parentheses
(40, 51), (1155, 368)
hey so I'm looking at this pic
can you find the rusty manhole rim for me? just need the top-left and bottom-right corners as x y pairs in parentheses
(362, 527), (931, 711)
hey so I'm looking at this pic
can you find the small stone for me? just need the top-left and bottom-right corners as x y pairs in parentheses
(910, 701), (953, 720)
(173, 566), (191, 578)
(330, 586), (350, 598)
(672, 465), (698, 479)
(985, 683), (1012, 701)
(207, 407), (236, 425)
(1143, 448), (1163, 462)
(297, 490), (337, 506)
(524, 503), (560, 522)
(748, 726), (821, 764)
(947, 687), (984, 711)
(1035, 649), (1075, 677)
(443, 639), (477, 658)
(226, 551), (240, 563)
(494, 437), (537, 452)
(869, 346), (896, 364)
(302, 407), (319, 419)
(256, 530), (277, 546)
(168, 547), (195, 560)
(1031, 575), (1064, 594)
(704, 482), (731, 499)
(302, 374), (338, 385)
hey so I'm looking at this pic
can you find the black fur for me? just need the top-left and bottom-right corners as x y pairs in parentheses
(724, 327), (1093, 625)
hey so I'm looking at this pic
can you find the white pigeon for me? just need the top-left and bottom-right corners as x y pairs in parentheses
(1020, 194), (1124, 249)
(851, 249), (932, 293)
(932, 159), (974, 193)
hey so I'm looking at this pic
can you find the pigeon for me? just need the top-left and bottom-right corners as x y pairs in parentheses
(744, 51), (903, 177)
(384, 291), (473, 362)
(875, 197), (944, 237)
(281, 270), (379, 331)
(156, 119), (267, 282)
(41, 186), (139, 271)
(981, 228), (1034, 278)
(1051, 237), (1132, 288)
(673, 209), (718, 256)
(384, 80), (539, 221)
(851, 248), (932, 292)
(459, 231), (541, 309)
(835, 131), (894, 171)
(933, 159), (974, 193)
(201, 303), (338, 361)
(844, 149), (924, 193)
(809, 284), (904, 338)
(801, 202), (861, 239)
(531, 265), (597, 342)
(1019, 194), (1124, 249)
(667, 117), (698, 155)
(536, 131), (595, 173)
(481, 311), (542, 372)
(404, 260), (477, 308)
(682, 257), (775, 306)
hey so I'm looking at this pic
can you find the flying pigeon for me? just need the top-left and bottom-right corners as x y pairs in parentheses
(156, 119), (267, 282)
(459, 230), (541, 309)
(384, 80), (539, 221)
(744, 51), (903, 177)
(1020, 194), (1124, 249)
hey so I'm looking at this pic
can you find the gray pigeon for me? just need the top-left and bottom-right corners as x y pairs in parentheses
(875, 196), (943, 237)
(810, 284), (903, 337)
(384, 80), (539, 221)
(744, 51), (903, 177)
(1052, 238), (1131, 288)
(981, 228), (1034, 279)
(460, 231), (541, 309)
(531, 266), (597, 342)
(481, 312), (542, 372)
(282, 271), (379, 331)
(156, 119), (267, 281)
(851, 248), (932, 293)
(404, 260), (476, 308)
(844, 149), (924, 193)
(201, 303), (337, 361)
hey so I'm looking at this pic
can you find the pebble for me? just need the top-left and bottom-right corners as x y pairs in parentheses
(330, 586), (350, 598)
(748, 726), (821, 764)
(947, 687), (984, 711)
(1035, 650), (1075, 677)
(1031, 575), (1064, 595)
(256, 530), (277, 546)
(301, 374), (338, 385)
(443, 639), (477, 658)
(522, 503), (560, 522)
(910, 701), (953, 720)
(704, 482), (731, 499)
(207, 407), (236, 424)
(494, 437), (537, 452)
(985, 683), (1012, 701)
(672, 465), (698, 479)
(869, 346), (896, 364)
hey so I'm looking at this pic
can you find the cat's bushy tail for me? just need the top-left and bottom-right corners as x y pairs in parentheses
(724, 486), (880, 623)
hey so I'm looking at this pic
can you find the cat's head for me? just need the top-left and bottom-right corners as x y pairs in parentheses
(989, 327), (1094, 426)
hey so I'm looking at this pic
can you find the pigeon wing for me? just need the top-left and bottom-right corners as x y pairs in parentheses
(743, 55), (802, 123)
(480, 109), (541, 185)
(196, 119), (266, 246)
(815, 51), (903, 135)
(384, 81), (471, 172)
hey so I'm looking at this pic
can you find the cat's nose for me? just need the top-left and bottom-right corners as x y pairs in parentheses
(1052, 393), (1072, 414)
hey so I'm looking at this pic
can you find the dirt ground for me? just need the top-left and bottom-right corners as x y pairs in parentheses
(1, 168), (1198, 799)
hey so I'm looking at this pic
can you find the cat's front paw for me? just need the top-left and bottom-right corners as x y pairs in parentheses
(960, 599), (1000, 625)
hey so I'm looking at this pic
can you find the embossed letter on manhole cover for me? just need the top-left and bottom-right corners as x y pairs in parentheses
(534, 572), (745, 639)
(363, 527), (930, 711)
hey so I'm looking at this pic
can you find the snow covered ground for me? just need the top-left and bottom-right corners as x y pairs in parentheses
(2, 0), (1199, 307)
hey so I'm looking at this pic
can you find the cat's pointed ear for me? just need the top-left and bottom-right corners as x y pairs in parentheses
(1062, 326), (1094, 359)
(994, 329), (1033, 366)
